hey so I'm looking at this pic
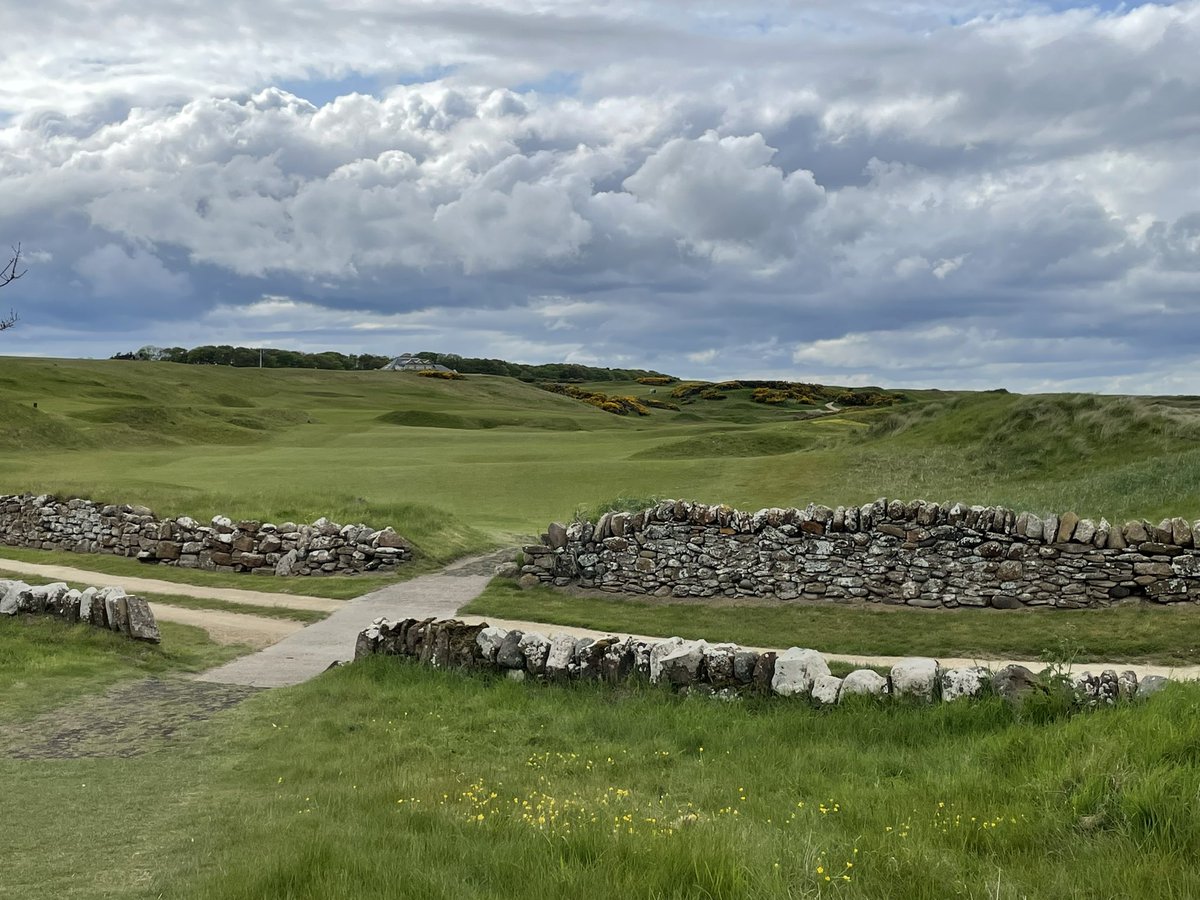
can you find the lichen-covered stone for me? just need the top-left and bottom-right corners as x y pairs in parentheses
(891, 658), (940, 701)
(771, 647), (830, 697)
(940, 666), (989, 701)
(840, 669), (888, 698)
(811, 674), (842, 705)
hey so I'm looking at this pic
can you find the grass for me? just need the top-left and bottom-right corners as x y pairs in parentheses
(0, 569), (328, 622)
(4, 655), (1200, 898)
(7, 359), (1200, 896)
(5, 361), (1200, 573)
(0, 545), (399, 600)
(136, 592), (328, 623)
(464, 581), (1200, 666)
(0, 616), (247, 724)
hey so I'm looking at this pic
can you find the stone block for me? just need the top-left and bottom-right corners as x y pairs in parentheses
(771, 647), (829, 697)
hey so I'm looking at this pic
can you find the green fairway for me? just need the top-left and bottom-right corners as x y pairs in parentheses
(5, 358), (1200, 571)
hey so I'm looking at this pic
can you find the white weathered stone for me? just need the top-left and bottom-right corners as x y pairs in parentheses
(811, 674), (843, 705)
(702, 642), (739, 685)
(649, 637), (685, 683)
(98, 587), (127, 632)
(274, 549), (299, 576)
(517, 631), (551, 673)
(40, 582), (70, 610)
(840, 669), (888, 698)
(0, 579), (27, 615)
(78, 587), (98, 623)
(545, 632), (577, 677)
(475, 626), (508, 662)
(891, 657), (940, 700)
(658, 640), (707, 687)
(771, 647), (830, 697)
(940, 666), (990, 702)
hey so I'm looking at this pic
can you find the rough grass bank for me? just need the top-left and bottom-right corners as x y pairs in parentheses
(4, 641), (1200, 899)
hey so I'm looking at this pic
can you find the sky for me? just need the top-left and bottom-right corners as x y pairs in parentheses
(0, 0), (1198, 391)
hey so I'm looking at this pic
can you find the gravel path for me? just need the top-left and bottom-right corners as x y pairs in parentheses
(0, 678), (260, 759)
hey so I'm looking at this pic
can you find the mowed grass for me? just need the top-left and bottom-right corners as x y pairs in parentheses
(0, 545), (397, 600)
(0, 569), (327, 622)
(4, 653), (1200, 899)
(465, 581), (1200, 666)
(0, 616), (246, 724)
(6, 359), (1200, 573)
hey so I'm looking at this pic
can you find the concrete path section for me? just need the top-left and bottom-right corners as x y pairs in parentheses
(196, 567), (494, 687)
(0, 556), (340, 612)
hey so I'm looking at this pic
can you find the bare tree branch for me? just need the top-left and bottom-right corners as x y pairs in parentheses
(1, 244), (26, 331)
(1, 244), (25, 288)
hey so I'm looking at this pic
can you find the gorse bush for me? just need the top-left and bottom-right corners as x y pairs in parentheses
(539, 383), (653, 416)
(415, 370), (465, 380)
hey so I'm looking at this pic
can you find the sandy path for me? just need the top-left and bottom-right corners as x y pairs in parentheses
(150, 603), (305, 649)
(0, 557), (340, 612)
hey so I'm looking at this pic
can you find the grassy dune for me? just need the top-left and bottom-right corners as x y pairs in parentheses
(4, 358), (1200, 567)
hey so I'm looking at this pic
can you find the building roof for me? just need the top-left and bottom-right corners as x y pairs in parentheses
(379, 355), (457, 372)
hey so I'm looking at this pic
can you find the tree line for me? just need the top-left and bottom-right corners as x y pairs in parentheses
(413, 352), (672, 383)
(110, 345), (675, 382)
(111, 345), (394, 370)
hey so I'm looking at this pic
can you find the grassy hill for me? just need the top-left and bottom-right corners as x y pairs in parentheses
(1, 357), (1199, 560)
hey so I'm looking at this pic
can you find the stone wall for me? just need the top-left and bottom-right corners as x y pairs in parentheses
(523, 498), (1200, 608)
(0, 493), (412, 577)
(1, 578), (161, 642)
(353, 616), (1170, 706)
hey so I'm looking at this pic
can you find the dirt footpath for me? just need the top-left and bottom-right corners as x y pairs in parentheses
(0, 557), (340, 612)
(149, 603), (304, 648)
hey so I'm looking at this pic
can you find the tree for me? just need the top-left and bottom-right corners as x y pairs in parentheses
(1, 244), (25, 331)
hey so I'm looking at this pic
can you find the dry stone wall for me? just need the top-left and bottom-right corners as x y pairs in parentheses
(0, 493), (411, 577)
(523, 498), (1200, 608)
(353, 616), (1171, 706)
(1, 578), (161, 642)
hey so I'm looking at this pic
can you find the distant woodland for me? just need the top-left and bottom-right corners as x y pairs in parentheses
(111, 345), (672, 382)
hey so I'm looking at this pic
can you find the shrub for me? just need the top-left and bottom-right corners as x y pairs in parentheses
(636, 376), (677, 386)
(416, 370), (465, 380)
(670, 382), (712, 401)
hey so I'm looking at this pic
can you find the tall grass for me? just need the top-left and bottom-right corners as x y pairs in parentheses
(88, 663), (1200, 897)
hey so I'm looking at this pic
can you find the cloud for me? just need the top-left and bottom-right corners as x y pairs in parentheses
(74, 244), (190, 301)
(0, 1), (1197, 392)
